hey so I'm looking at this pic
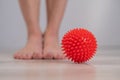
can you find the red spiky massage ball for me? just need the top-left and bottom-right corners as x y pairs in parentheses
(62, 28), (97, 63)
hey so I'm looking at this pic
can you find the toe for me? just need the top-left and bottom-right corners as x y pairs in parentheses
(43, 52), (53, 59)
(59, 53), (65, 59)
(14, 51), (20, 59)
(36, 53), (42, 59)
(14, 53), (18, 59)
(22, 54), (26, 59)
(53, 54), (59, 59)
(19, 54), (24, 59)
(25, 53), (33, 59)
(16, 53), (22, 59)
(53, 53), (65, 59)
(22, 54), (31, 60)
(33, 52), (42, 59)
(60, 54), (66, 59)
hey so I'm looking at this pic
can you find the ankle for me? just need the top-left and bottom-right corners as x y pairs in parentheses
(28, 33), (42, 40)
(45, 30), (59, 37)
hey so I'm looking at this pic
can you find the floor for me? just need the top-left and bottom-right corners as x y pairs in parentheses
(0, 48), (120, 80)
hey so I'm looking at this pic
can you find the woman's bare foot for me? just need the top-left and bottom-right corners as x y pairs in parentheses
(14, 34), (42, 59)
(43, 32), (65, 59)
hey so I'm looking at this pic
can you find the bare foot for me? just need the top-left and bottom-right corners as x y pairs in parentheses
(43, 32), (65, 59)
(14, 35), (42, 59)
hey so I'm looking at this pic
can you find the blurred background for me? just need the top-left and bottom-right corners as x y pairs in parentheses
(0, 0), (120, 52)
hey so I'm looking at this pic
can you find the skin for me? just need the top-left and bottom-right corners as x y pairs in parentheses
(43, 0), (67, 59)
(14, 0), (67, 59)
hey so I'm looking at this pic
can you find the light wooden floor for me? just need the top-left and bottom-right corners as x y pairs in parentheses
(0, 48), (120, 80)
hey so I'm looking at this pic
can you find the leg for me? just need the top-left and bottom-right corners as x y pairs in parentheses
(43, 0), (67, 59)
(14, 0), (42, 59)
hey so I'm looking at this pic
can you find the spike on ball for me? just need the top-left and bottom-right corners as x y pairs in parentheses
(61, 28), (97, 63)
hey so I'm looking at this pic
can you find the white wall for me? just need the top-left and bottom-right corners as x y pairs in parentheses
(0, 0), (120, 51)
